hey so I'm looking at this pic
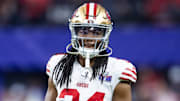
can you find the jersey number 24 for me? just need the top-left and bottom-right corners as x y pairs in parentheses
(59, 89), (105, 101)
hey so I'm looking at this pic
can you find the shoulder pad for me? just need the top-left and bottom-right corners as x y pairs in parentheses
(46, 54), (65, 78)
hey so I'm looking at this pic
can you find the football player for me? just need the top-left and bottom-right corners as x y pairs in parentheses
(45, 2), (137, 101)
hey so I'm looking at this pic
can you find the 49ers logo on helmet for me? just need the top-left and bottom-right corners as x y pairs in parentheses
(87, 20), (94, 24)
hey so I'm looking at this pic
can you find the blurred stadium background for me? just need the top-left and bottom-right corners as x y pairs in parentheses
(0, 0), (180, 101)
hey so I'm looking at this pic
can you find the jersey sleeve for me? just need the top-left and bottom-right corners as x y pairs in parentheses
(46, 54), (65, 78)
(111, 58), (137, 91)
(118, 60), (137, 83)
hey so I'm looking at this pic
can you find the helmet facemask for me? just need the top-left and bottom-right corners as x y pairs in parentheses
(68, 23), (112, 59)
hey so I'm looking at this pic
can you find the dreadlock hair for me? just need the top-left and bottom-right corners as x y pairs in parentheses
(52, 48), (109, 88)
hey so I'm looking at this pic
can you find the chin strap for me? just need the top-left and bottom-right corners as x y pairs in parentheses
(66, 43), (112, 57)
(66, 43), (79, 55)
(66, 43), (112, 69)
(96, 47), (112, 57)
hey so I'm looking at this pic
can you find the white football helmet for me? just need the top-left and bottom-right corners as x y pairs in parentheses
(67, 2), (113, 59)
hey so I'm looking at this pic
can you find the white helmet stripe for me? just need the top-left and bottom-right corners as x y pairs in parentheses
(89, 3), (95, 20)
(89, 3), (94, 16)
(86, 3), (97, 20)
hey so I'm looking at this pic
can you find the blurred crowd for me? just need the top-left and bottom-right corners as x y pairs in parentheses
(0, 72), (46, 101)
(0, 0), (180, 26)
(134, 64), (180, 101)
